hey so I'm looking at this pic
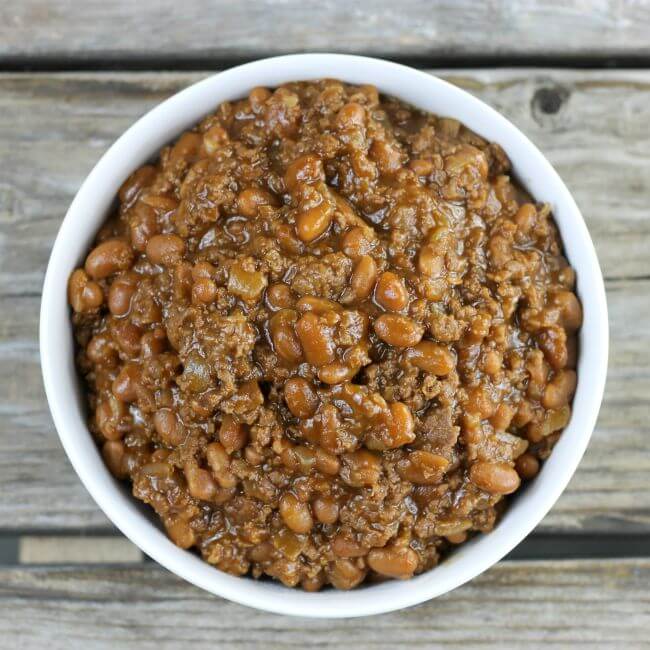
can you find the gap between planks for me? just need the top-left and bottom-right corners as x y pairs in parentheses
(0, 532), (649, 566)
(7, 54), (650, 74)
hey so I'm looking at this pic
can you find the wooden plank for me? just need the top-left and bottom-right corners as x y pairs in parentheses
(0, 70), (649, 532)
(18, 536), (142, 564)
(3, 1), (650, 62)
(0, 560), (648, 648)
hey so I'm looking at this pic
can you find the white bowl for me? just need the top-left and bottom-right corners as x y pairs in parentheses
(40, 54), (608, 618)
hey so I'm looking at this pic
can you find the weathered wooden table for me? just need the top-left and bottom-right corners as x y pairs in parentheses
(1, 2), (649, 647)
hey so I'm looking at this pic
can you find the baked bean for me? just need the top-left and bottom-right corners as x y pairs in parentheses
(219, 415), (248, 454)
(110, 319), (142, 356)
(388, 403), (415, 446)
(397, 450), (449, 485)
(296, 201), (333, 242)
(406, 341), (455, 375)
(417, 243), (445, 277)
(146, 234), (185, 266)
(552, 290), (583, 332)
(367, 546), (418, 579)
(557, 265), (576, 290)
(490, 402), (515, 432)
(332, 535), (367, 558)
(306, 449), (336, 478)
(515, 453), (540, 480)
(202, 124), (228, 154)
(302, 575), (325, 592)
(328, 559), (366, 590)
(275, 223), (304, 255)
(350, 255), (378, 300)
(375, 271), (408, 311)
(284, 377), (318, 418)
(282, 445), (316, 473)
(279, 493), (313, 534)
(313, 497), (339, 525)
(129, 203), (158, 252)
(206, 442), (237, 489)
(95, 395), (128, 441)
(513, 399), (535, 428)
(192, 277), (217, 304)
(165, 517), (196, 549)
(269, 309), (303, 364)
(86, 334), (117, 366)
(465, 385), (496, 419)
(373, 314), (424, 347)
(295, 312), (336, 367)
(537, 326), (569, 370)
(370, 139), (402, 174)
(190, 261), (215, 281)
(409, 158), (434, 176)
(168, 132), (202, 166)
(340, 450), (381, 488)
(108, 274), (137, 316)
(318, 362), (358, 385)
(249, 86), (272, 111)
(296, 296), (342, 314)
(249, 541), (275, 563)
(446, 532), (468, 544)
(85, 239), (134, 280)
(318, 404), (340, 452)
(141, 194), (179, 213)
(266, 283), (295, 310)
(469, 461), (521, 495)
(526, 405), (571, 442)
(227, 261), (268, 302)
(284, 154), (324, 192)
(342, 227), (374, 259)
(244, 446), (264, 466)
(515, 203), (537, 234)
(153, 409), (185, 446)
(102, 440), (128, 478)
(335, 102), (366, 129)
(68, 269), (104, 312)
(206, 442), (229, 473)
(542, 369), (577, 410)
(185, 463), (217, 501)
(111, 363), (142, 403)
(237, 187), (278, 218)
(119, 166), (156, 206)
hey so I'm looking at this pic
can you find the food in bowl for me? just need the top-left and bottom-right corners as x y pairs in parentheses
(68, 79), (581, 590)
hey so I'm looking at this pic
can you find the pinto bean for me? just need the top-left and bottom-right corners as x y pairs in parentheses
(85, 239), (134, 279)
(367, 546), (418, 579)
(469, 461), (521, 495)
(374, 314), (424, 347)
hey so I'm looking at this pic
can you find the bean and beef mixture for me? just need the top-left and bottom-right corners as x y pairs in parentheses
(69, 80), (581, 589)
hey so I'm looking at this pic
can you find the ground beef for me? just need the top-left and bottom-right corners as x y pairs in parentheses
(68, 79), (581, 590)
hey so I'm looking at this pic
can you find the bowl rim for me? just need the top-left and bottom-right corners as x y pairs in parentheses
(40, 53), (609, 618)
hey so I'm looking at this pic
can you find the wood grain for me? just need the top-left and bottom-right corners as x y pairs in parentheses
(0, 70), (648, 531)
(0, 560), (648, 648)
(2, 1), (650, 62)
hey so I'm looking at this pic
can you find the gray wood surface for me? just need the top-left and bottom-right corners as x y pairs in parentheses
(0, 69), (649, 532)
(0, 559), (648, 648)
(2, 1), (650, 63)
